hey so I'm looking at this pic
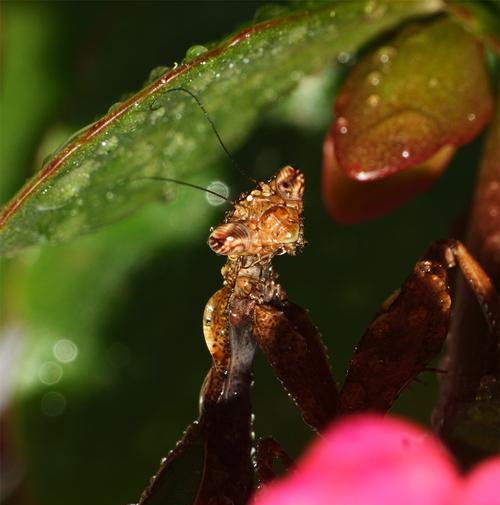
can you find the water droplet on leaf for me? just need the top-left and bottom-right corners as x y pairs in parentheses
(367, 94), (380, 107)
(185, 45), (208, 60)
(336, 116), (349, 135)
(367, 71), (381, 86)
(147, 66), (170, 84)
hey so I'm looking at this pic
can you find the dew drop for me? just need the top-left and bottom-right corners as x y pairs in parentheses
(337, 51), (352, 64)
(150, 104), (165, 123)
(467, 112), (476, 122)
(375, 46), (396, 65)
(147, 66), (170, 84)
(401, 149), (410, 159)
(107, 101), (123, 114)
(367, 94), (380, 107)
(185, 45), (208, 60)
(367, 71), (381, 86)
(336, 116), (349, 135)
(98, 135), (119, 153)
(36, 164), (93, 211)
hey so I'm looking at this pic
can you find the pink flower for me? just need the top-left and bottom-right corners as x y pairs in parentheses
(252, 414), (500, 505)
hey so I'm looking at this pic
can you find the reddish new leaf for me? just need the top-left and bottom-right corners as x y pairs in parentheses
(332, 17), (492, 182)
(322, 131), (454, 223)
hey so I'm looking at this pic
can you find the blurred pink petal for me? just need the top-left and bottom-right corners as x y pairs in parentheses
(459, 458), (500, 505)
(253, 414), (460, 505)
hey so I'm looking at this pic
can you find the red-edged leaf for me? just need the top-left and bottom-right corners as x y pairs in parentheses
(322, 130), (455, 223)
(332, 17), (492, 181)
(0, 0), (446, 255)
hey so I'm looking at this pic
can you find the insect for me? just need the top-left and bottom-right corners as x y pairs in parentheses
(137, 89), (498, 505)
(139, 163), (338, 505)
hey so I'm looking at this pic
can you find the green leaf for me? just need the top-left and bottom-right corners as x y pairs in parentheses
(0, 0), (444, 255)
(0, 3), (66, 205)
(332, 17), (493, 181)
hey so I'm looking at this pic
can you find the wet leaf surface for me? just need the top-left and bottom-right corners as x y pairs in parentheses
(332, 17), (493, 182)
(0, 0), (445, 255)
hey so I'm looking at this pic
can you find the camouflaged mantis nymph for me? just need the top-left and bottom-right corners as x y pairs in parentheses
(138, 88), (498, 505)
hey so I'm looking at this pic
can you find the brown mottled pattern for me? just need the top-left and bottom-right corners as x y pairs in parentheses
(254, 302), (338, 431)
(339, 243), (453, 414)
(140, 167), (340, 504)
(208, 166), (305, 259)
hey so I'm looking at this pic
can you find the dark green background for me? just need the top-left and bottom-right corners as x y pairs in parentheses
(1, 2), (482, 505)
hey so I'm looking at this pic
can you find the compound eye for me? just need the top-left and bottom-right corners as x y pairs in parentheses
(207, 222), (251, 256)
(276, 166), (304, 201)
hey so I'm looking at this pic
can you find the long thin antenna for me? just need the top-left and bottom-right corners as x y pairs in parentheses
(165, 87), (256, 183)
(137, 176), (235, 205)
